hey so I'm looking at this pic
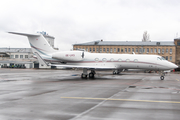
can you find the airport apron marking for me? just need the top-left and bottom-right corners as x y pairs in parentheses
(61, 97), (180, 104)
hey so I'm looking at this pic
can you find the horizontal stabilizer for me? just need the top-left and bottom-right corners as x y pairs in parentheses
(8, 32), (40, 37)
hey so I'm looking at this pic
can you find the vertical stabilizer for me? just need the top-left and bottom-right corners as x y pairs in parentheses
(8, 32), (57, 57)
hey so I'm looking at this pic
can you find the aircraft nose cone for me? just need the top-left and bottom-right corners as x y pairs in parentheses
(170, 63), (178, 69)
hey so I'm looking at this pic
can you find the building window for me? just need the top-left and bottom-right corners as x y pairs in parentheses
(100, 48), (102, 53)
(166, 56), (168, 60)
(121, 48), (123, 52)
(158, 48), (161, 54)
(25, 55), (28, 58)
(166, 48), (168, 53)
(136, 48), (138, 53)
(151, 48), (153, 53)
(139, 48), (142, 53)
(162, 49), (164, 54)
(170, 56), (172, 61)
(20, 55), (23, 58)
(114, 48), (116, 52)
(96, 48), (98, 52)
(128, 48), (131, 53)
(15, 55), (19, 58)
(103, 48), (105, 52)
(117, 48), (120, 52)
(132, 48), (134, 52)
(90, 48), (92, 52)
(10, 55), (14, 59)
(143, 48), (145, 53)
(86, 48), (88, 52)
(154, 48), (157, 53)
(147, 48), (149, 53)
(110, 48), (112, 53)
(170, 48), (172, 54)
(107, 48), (109, 53)
(125, 48), (127, 53)
(93, 48), (95, 52)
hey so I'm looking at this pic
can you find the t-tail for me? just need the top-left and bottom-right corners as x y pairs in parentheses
(8, 32), (57, 58)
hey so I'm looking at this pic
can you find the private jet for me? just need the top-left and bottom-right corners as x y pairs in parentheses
(8, 32), (178, 80)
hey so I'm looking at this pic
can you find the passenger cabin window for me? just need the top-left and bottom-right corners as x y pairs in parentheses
(118, 58), (122, 61)
(110, 58), (114, 61)
(126, 59), (130, 62)
(102, 58), (107, 62)
(95, 58), (99, 61)
(134, 59), (138, 62)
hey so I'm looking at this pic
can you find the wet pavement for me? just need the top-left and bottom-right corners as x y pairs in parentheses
(0, 68), (180, 120)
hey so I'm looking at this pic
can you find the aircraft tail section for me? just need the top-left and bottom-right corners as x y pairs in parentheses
(8, 32), (57, 57)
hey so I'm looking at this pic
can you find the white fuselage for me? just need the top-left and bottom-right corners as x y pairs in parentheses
(50, 51), (177, 70)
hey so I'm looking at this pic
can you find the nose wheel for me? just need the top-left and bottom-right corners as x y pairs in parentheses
(160, 76), (164, 80)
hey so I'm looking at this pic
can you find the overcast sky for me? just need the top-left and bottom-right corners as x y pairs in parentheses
(0, 0), (180, 51)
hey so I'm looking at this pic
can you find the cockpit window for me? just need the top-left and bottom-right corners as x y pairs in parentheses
(161, 57), (166, 60)
(157, 57), (162, 60)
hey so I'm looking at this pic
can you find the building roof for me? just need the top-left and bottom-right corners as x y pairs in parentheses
(74, 40), (175, 46)
(0, 48), (32, 53)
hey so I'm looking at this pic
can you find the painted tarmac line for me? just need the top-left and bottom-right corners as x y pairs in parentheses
(61, 97), (180, 104)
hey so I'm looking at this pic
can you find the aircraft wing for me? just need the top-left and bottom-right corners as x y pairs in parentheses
(49, 64), (116, 70)
(35, 52), (115, 70)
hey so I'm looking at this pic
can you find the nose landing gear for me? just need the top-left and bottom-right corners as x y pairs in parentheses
(159, 71), (165, 80)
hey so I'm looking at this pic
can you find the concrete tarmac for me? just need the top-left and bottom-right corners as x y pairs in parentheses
(0, 68), (180, 120)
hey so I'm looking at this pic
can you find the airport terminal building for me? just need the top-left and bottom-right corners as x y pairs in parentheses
(73, 38), (180, 66)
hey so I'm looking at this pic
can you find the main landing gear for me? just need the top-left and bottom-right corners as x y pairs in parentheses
(113, 69), (121, 75)
(81, 69), (96, 79)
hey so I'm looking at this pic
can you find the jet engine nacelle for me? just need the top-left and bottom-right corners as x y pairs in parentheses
(52, 51), (84, 61)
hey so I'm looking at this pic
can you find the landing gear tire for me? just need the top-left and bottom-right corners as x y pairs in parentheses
(113, 71), (116, 75)
(81, 74), (87, 79)
(89, 73), (94, 79)
(160, 76), (164, 80)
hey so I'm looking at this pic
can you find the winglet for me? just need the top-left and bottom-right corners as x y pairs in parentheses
(34, 52), (49, 66)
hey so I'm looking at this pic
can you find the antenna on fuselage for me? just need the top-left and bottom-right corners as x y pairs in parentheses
(132, 52), (135, 55)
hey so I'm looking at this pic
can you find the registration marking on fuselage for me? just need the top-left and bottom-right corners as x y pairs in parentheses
(61, 97), (180, 104)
